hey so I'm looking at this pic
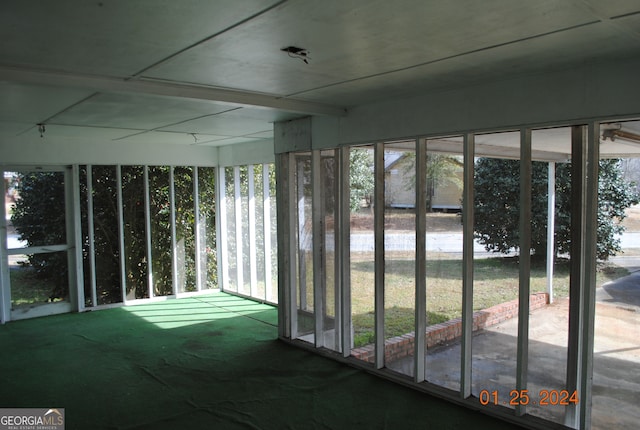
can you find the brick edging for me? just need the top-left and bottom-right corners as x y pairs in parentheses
(351, 292), (549, 363)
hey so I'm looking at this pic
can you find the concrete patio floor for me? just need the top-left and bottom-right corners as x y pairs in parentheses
(388, 270), (640, 429)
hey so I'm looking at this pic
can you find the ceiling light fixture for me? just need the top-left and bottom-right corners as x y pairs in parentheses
(281, 46), (310, 64)
(37, 123), (46, 138)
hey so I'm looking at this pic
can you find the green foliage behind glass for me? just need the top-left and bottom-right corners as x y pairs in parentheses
(473, 158), (639, 260)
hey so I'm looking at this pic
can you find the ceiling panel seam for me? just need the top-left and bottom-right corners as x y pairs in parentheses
(284, 20), (602, 99)
(610, 10), (640, 20)
(556, 0), (640, 40)
(130, 0), (288, 78)
(15, 92), (101, 136)
(111, 107), (244, 141)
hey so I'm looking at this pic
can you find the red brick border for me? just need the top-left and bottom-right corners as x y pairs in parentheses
(351, 292), (549, 363)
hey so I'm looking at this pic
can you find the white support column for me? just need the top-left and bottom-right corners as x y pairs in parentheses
(415, 139), (427, 383)
(578, 122), (599, 430)
(546, 162), (556, 303)
(193, 167), (202, 292)
(86, 166), (98, 306)
(312, 151), (325, 348)
(332, 150), (342, 353)
(169, 166), (178, 295)
(144, 166), (153, 298)
(217, 167), (228, 292)
(116, 165), (127, 302)
(275, 154), (291, 338)
(339, 147), (352, 357)
(516, 129), (532, 417)
(263, 163), (273, 302)
(234, 166), (244, 294)
(374, 142), (385, 369)
(70, 165), (84, 312)
(0, 169), (10, 323)
(566, 125), (588, 429)
(288, 155), (299, 339)
(248, 165), (258, 298)
(461, 133), (475, 399)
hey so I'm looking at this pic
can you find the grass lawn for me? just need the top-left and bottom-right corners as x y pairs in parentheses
(350, 254), (628, 347)
(345, 209), (637, 347)
(9, 265), (56, 306)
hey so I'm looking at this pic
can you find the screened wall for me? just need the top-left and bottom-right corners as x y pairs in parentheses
(277, 120), (640, 430)
(1, 161), (277, 322)
(81, 165), (218, 307)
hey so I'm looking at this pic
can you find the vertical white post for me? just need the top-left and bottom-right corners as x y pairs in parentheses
(461, 133), (475, 399)
(566, 125), (589, 429)
(415, 139), (427, 383)
(116, 165), (127, 302)
(193, 167), (202, 292)
(516, 129), (532, 417)
(263, 163), (273, 302)
(288, 155), (299, 339)
(339, 147), (352, 357)
(169, 166), (178, 295)
(579, 122), (599, 430)
(144, 166), (153, 298)
(217, 167), (228, 292)
(70, 165), (84, 312)
(332, 150), (342, 353)
(374, 142), (385, 369)
(275, 154), (290, 338)
(248, 165), (258, 298)
(312, 150), (325, 348)
(546, 162), (556, 303)
(234, 166), (244, 293)
(87, 166), (97, 306)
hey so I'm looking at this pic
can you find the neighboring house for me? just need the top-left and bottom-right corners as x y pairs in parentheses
(384, 151), (463, 211)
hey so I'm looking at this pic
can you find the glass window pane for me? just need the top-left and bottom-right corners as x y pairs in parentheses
(239, 165), (251, 295)
(592, 121), (640, 430)
(269, 163), (278, 303)
(526, 127), (572, 425)
(471, 131), (521, 407)
(149, 166), (172, 297)
(174, 166), (196, 293)
(122, 165), (148, 300)
(320, 150), (339, 352)
(294, 154), (314, 342)
(92, 165), (122, 305)
(197, 167), (217, 290)
(7, 171), (66, 248)
(253, 164), (266, 300)
(349, 146), (376, 361)
(224, 167), (238, 293)
(10, 251), (69, 310)
(423, 137), (464, 391)
(383, 142), (416, 377)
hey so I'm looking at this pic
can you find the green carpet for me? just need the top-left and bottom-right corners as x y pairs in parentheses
(0, 292), (524, 429)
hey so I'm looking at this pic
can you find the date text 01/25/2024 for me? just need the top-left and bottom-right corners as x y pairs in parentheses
(478, 389), (579, 406)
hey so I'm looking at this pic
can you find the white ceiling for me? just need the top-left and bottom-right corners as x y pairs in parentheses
(1, 0), (640, 151)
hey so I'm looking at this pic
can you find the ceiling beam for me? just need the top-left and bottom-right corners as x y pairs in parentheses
(0, 65), (347, 117)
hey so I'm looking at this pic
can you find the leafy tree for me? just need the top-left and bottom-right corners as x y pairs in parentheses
(11, 165), (219, 304)
(11, 172), (68, 300)
(401, 153), (463, 211)
(349, 149), (375, 212)
(474, 158), (639, 260)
